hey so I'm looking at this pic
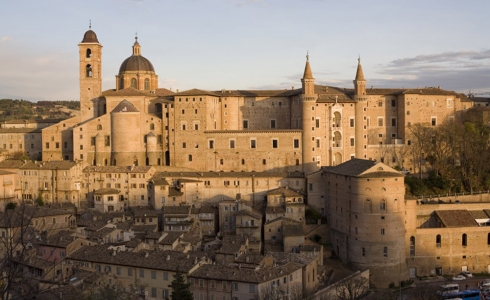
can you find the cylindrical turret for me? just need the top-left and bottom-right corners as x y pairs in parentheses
(110, 100), (142, 166)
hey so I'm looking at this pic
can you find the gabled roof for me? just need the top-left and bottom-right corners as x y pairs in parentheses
(323, 158), (402, 178)
(435, 210), (478, 227)
(266, 186), (303, 197)
(94, 188), (120, 195)
(163, 205), (190, 215)
(111, 99), (139, 113)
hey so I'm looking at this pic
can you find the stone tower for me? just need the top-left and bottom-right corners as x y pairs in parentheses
(301, 54), (319, 173)
(78, 26), (102, 121)
(353, 58), (367, 159)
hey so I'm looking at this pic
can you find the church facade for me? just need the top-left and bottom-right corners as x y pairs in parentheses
(40, 27), (472, 175)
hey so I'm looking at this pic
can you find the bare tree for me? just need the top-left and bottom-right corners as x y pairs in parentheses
(332, 275), (369, 300)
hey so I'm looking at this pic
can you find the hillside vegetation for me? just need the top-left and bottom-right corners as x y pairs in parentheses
(0, 99), (79, 122)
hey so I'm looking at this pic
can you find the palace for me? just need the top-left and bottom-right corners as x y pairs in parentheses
(39, 27), (472, 174)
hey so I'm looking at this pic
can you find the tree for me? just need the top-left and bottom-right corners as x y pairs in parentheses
(169, 270), (193, 300)
(331, 274), (369, 300)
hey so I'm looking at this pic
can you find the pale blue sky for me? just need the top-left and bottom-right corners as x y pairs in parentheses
(1, 0), (490, 101)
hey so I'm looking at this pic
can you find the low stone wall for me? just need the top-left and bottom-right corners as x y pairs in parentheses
(418, 191), (490, 204)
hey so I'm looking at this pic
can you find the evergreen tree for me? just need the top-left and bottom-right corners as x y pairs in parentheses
(169, 270), (193, 300)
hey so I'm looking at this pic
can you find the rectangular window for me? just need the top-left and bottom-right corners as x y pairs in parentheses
(163, 272), (168, 280)
(139, 269), (144, 277)
(270, 119), (276, 129)
(315, 118), (320, 128)
(391, 99), (396, 107)
(377, 117), (383, 127)
(229, 139), (235, 149)
(250, 139), (256, 149)
(431, 117), (437, 126)
(116, 267), (121, 275)
(243, 120), (249, 129)
(128, 268), (133, 276)
(209, 140), (214, 149)
(249, 284), (255, 293)
(316, 138), (320, 148)
(90, 138), (95, 146)
(350, 118), (354, 127)
(272, 139), (278, 148)
(391, 118), (397, 127)
(293, 139), (299, 148)
(350, 137), (355, 147)
(105, 136), (110, 146)
(45, 142), (49, 149)
(381, 228), (385, 235)
(232, 282), (238, 291)
(183, 142), (186, 148)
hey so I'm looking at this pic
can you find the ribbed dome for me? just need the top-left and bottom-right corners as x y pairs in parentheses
(119, 55), (155, 73)
(81, 29), (99, 43)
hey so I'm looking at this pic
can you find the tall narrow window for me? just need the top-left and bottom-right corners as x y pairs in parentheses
(243, 120), (249, 129)
(272, 139), (278, 148)
(86, 64), (93, 77)
(462, 233), (467, 246)
(144, 78), (150, 90)
(86, 49), (92, 58)
(410, 236), (415, 256)
(436, 234), (441, 248)
(361, 247), (365, 257)
(270, 120), (276, 129)
(131, 78), (137, 88)
(250, 139), (256, 149)
(383, 246), (388, 257)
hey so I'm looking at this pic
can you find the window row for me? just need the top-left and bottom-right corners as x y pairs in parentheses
(207, 139), (300, 149)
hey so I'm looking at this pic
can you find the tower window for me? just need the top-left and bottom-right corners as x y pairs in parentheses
(86, 64), (93, 77)
(86, 49), (92, 58)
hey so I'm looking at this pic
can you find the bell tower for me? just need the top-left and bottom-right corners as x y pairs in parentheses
(78, 24), (102, 121)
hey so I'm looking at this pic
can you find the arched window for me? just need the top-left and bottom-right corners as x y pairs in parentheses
(97, 124), (102, 130)
(144, 78), (150, 90)
(86, 64), (93, 77)
(188, 155), (193, 162)
(150, 123), (155, 130)
(410, 236), (415, 256)
(364, 199), (372, 213)
(462, 233), (467, 246)
(380, 199), (386, 210)
(436, 234), (441, 247)
(131, 78), (137, 88)
(86, 49), (92, 58)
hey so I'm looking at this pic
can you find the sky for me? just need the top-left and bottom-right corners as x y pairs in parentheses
(1, 0), (490, 101)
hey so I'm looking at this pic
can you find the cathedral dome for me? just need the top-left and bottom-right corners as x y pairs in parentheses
(118, 37), (155, 74)
(81, 29), (99, 43)
(119, 55), (155, 73)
